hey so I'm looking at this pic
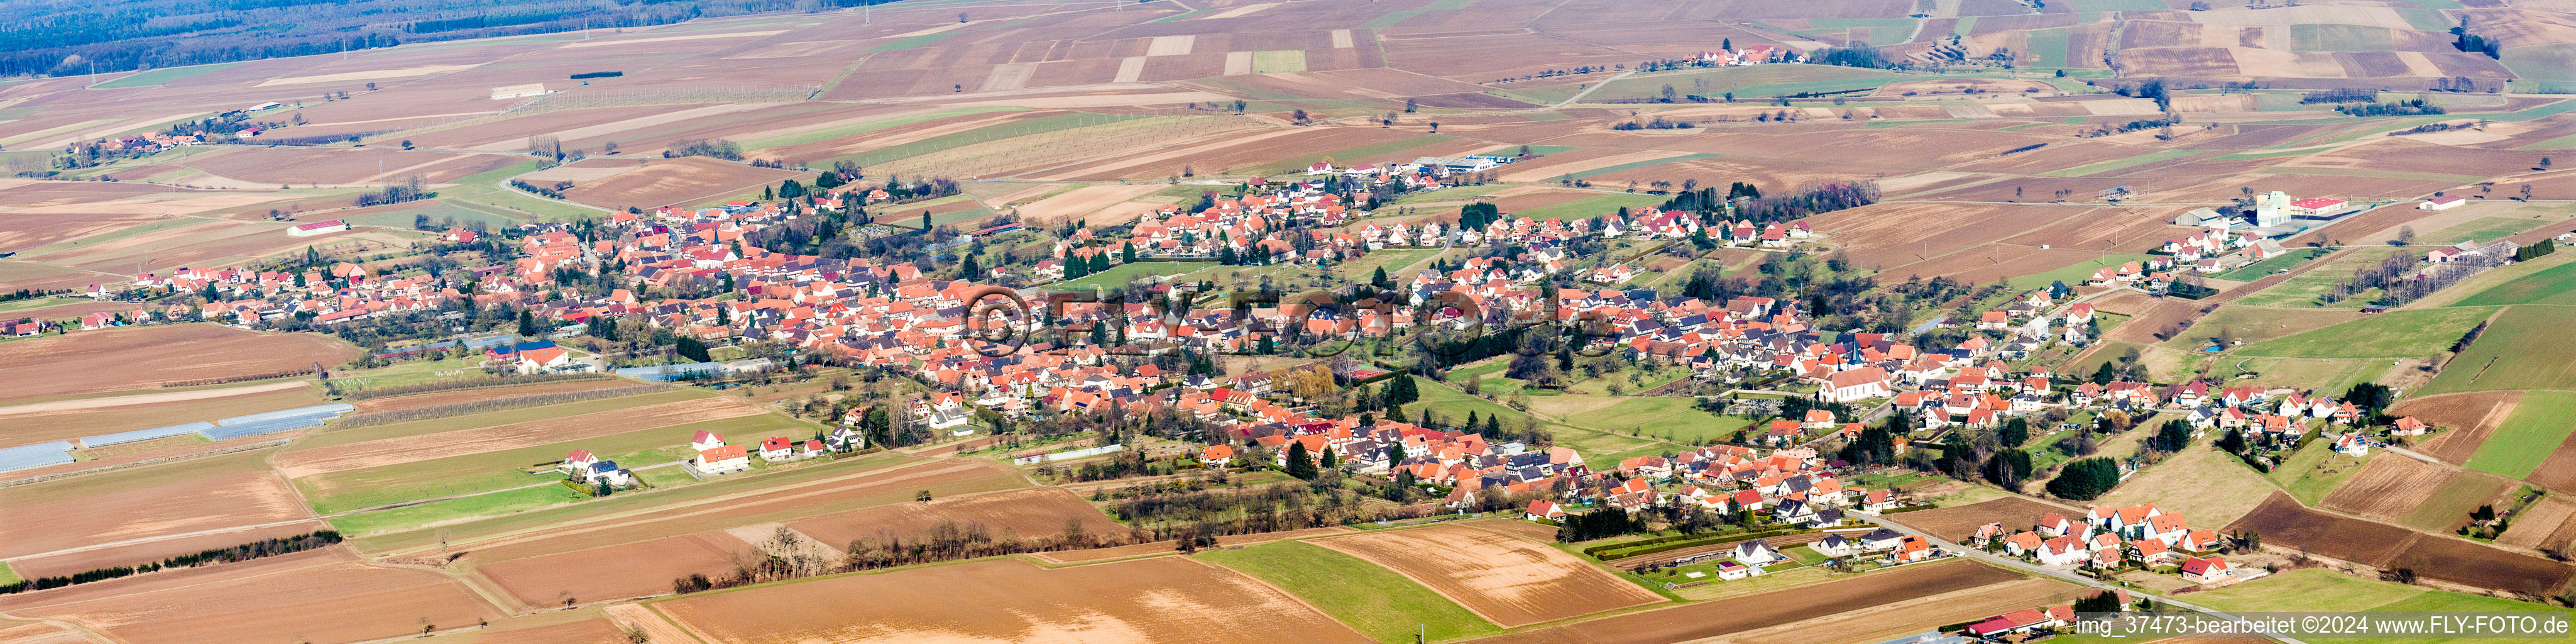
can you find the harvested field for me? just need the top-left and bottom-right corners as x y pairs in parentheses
(554, 157), (805, 209)
(0, 548), (498, 644)
(2498, 496), (2576, 550)
(654, 557), (1374, 644)
(1313, 523), (1663, 627)
(2222, 492), (2421, 571)
(1878, 496), (2073, 541)
(0, 382), (322, 446)
(0, 325), (349, 404)
(1806, 203), (2091, 272)
(2094, 443), (2276, 529)
(351, 377), (642, 413)
(476, 532), (762, 606)
(473, 618), (630, 644)
(2383, 534), (2576, 596)
(786, 487), (1123, 548)
(4, 520), (331, 580)
(173, 147), (518, 185)
(0, 452), (312, 560)
(1006, 183), (1168, 224)
(1465, 558), (2034, 644)
(2319, 456), (2451, 522)
(1031, 526), (1359, 564)
(0, 212), (164, 250)
(1040, 125), (1411, 181)
(273, 397), (765, 479)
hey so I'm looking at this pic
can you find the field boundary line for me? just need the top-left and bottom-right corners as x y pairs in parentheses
(409, 457), (988, 557)
(1305, 531), (1520, 628)
(0, 438), (291, 488)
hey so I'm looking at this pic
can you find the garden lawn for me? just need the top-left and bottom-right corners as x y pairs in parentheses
(2464, 391), (2576, 479)
(1197, 540), (1501, 643)
(2233, 306), (2496, 358)
(2262, 439), (2364, 506)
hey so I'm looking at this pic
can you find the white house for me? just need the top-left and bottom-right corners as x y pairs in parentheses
(1819, 367), (1893, 402)
(689, 430), (727, 453)
(2180, 556), (2231, 584)
(1731, 539), (1782, 565)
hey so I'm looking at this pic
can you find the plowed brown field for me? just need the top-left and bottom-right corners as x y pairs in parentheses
(477, 532), (763, 606)
(0, 548), (499, 644)
(1464, 558), (2034, 644)
(2394, 391), (2524, 464)
(1313, 523), (1663, 627)
(1032, 526), (1359, 564)
(2498, 496), (2576, 550)
(654, 557), (1374, 644)
(0, 455), (311, 560)
(0, 325), (352, 404)
(2319, 456), (2449, 521)
(787, 487), (1124, 548)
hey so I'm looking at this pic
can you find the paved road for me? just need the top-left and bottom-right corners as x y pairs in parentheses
(1872, 520), (2312, 644)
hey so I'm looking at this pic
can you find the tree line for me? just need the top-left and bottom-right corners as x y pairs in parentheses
(0, 530), (341, 594)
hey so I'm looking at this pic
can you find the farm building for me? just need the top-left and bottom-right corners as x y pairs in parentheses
(2420, 195), (2466, 211)
(490, 84), (549, 100)
(286, 220), (348, 236)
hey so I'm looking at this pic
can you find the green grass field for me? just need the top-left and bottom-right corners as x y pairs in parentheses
(2039, 149), (2205, 177)
(2501, 45), (2576, 94)
(2264, 439), (2365, 506)
(2228, 248), (2409, 308)
(1338, 248), (1442, 282)
(2423, 216), (2550, 247)
(871, 32), (960, 52)
(0, 561), (19, 586)
(2212, 248), (2330, 282)
(1053, 260), (1215, 291)
(2454, 259), (2576, 307)
(327, 484), (589, 536)
(1197, 540), (1501, 643)
(2006, 253), (2159, 289)
(441, 160), (603, 221)
(336, 199), (521, 230)
(2423, 305), (2576, 394)
(297, 411), (814, 514)
(1573, 397), (1753, 444)
(2464, 391), (2576, 479)
(1358, 10), (1420, 28)
(2186, 567), (2566, 638)
(1252, 50), (1308, 74)
(2233, 306), (2494, 358)
(92, 62), (250, 89)
(2025, 28), (2073, 69)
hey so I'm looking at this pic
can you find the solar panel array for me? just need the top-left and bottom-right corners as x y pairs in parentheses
(0, 441), (76, 473)
(79, 422), (216, 448)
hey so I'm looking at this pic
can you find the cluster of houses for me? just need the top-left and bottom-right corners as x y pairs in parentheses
(1971, 502), (2251, 588)
(1696, 44), (1801, 66)
(684, 429), (830, 476)
(558, 448), (637, 488)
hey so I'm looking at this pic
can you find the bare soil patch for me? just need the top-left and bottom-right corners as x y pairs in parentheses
(0, 547), (499, 644)
(2395, 391), (2524, 465)
(1007, 183), (1169, 224)
(554, 157), (805, 210)
(1878, 496), (2074, 542)
(2318, 456), (2450, 521)
(2499, 496), (2576, 550)
(0, 325), (351, 405)
(0, 462), (312, 560)
(476, 532), (762, 607)
(787, 487), (1124, 549)
(1466, 558), (2029, 644)
(655, 557), (1374, 644)
(1313, 523), (1663, 627)
(275, 396), (762, 479)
